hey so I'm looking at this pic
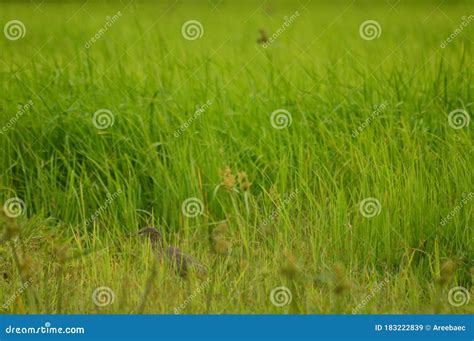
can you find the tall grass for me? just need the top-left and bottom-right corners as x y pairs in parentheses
(0, 0), (472, 314)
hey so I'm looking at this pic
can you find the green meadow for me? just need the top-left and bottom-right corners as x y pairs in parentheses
(0, 0), (472, 314)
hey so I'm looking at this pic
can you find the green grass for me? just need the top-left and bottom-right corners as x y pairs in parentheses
(0, 0), (472, 314)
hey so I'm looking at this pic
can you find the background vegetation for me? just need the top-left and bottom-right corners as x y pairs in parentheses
(0, 0), (472, 313)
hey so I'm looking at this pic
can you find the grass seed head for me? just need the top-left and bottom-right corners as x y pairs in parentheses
(438, 259), (455, 286)
(334, 264), (351, 294)
(237, 171), (251, 191)
(256, 29), (269, 44)
(281, 253), (300, 279)
(220, 166), (236, 192)
(1, 220), (20, 241)
(18, 253), (35, 279)
(212, 223), (232, 255)
(53, 245), (70, 264)
(213, 237), (232, 255)
(212, 222), (228, 239)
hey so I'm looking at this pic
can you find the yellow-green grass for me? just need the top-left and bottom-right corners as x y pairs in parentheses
(0, 0), (472, 314)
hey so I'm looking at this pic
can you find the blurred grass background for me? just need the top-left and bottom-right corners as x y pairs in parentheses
(0, 0), (472, 313)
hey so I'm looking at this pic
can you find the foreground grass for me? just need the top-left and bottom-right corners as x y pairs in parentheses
(0, 0), (472, 314)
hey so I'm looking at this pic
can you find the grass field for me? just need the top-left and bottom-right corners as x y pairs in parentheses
(0, 0), (472, 314)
